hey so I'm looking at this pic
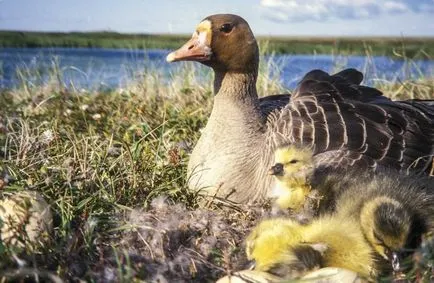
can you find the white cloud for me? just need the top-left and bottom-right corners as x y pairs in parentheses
(383, 1), (407, 12)
(260, 0), (433, 22)
(261, 0), (289, 8)
(327, 0), (376, 6)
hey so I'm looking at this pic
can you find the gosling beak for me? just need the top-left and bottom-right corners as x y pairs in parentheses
(391, 251), (401, 272)
(248, 260), (256, 270)
(269, 163), (284, 176)
(166, 32), (212, 63)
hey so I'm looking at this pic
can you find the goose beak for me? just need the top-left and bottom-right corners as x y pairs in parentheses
(166, 33), (212, 63)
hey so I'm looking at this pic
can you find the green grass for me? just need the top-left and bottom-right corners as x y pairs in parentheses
(0, 63), (215, 281)
(0, 51), (433, 281)
(1, 30), (434, 58)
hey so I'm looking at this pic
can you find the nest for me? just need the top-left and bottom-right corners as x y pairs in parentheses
(107, 197), (265, 282)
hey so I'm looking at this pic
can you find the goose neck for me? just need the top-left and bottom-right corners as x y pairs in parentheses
(214, 71), (258, 100)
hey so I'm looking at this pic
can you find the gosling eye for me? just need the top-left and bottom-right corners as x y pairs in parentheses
(288, 159), (298, 164)
(219, 23), (234, 33)
(373, 232), (388, 250)
(373, 231), (383, 243)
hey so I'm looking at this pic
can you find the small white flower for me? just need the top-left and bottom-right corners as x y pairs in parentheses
(64, 109), (72, 116)
(41, 129), (54, 144)
(85, 216), (98, 234)
(92, 114), (102, 120)
(103, 267), (116, 282)
(80, 104), (89, 111)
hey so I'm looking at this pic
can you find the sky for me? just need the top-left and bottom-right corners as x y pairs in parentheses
(0, 0), (433, 36)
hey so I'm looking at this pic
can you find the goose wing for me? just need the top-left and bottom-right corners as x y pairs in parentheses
(396, 99), (434, 121)
(258, 68), (367, 116)
(259, 94), (290, 116)
(268, 69), (434, 174)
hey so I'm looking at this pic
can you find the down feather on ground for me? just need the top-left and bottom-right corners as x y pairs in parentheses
(111, 197), (264, 282)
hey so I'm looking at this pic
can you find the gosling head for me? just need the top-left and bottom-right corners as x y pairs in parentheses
(360, 196), (412, 271)
(166, 14), (259, 73)
(269, 145), (314, 183)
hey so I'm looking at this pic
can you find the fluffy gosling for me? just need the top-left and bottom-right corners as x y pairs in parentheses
(268, 145), (321, 219)
(245, 216), (375, 279)
(334, 171), (434, 276)
(359, 196), (411, 272)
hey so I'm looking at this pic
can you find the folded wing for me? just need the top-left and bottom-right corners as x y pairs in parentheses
(267, 69), (434, 174)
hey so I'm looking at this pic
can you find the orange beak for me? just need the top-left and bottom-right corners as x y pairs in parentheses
(166, 33), (212, 63)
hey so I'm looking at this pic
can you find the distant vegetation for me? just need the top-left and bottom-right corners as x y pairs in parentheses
(0, 30), (190, 50)
(1, 30), (433, 58)
(264, 36), (434, 58)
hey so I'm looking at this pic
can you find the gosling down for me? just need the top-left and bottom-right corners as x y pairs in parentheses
(337, 172), (434, 276)
(246, 216), (375, 279)
(248, 145), (434, 280)
(268, 145), (321, 221)
(166, 14), (434, 204)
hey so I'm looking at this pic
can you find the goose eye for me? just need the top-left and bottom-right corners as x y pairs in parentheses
(219, 23), (233, 33)
(289, 159), (298, 164)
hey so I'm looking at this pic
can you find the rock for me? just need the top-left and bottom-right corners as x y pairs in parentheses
(0, 190), (53, 248)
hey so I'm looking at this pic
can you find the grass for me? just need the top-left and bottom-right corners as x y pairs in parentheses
(0, 63), (216, 281)
(1, 30), (434, 58)
(0, 47), (433, 282)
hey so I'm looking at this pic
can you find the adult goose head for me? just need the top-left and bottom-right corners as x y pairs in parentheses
(167, 14), (434, 204)
(167, 14), (258, 75)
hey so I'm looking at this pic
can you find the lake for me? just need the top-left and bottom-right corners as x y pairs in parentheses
(0, 47), (433, 90)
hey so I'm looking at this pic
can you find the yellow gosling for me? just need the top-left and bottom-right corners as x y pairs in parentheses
(269, 145), (316, 212)
(359, 196), (412, 271)
(246, 216), (376, 280)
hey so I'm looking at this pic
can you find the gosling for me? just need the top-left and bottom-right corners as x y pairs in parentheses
(268, 145), (321, 220)
(337, 173), (434, 275)
(246, 216), (376, 279)
(359, 196), (411, 273)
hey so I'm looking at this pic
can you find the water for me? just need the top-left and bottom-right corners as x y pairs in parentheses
(0, 47), (433, 90)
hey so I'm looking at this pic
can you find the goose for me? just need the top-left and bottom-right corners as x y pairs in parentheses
(166, 14), (434, 204)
